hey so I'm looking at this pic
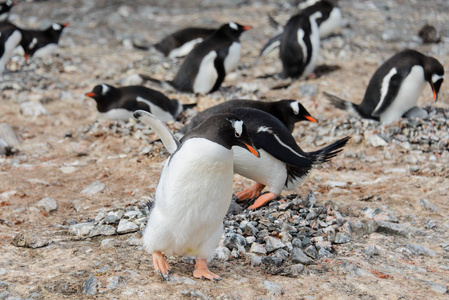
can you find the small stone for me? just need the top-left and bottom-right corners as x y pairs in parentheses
(0, 268), (6, 276)
(214, 246), (231, 260)
(425, 219), (437, 229)
(120, 74), (144, 86)
(69, 223), (95, 237)
(264, 236), (285, 252)
(103, 214), (119, 224)
(223, 233), (247, 250)
(418, 198), (439, 212)
(89, 225), (116, 237)
(263, 280), (284, 296)
(406, 244), (437, 257)
(83, 276), (97, 296)
(250, 242), (267, 255)
(245, 253), (262, 267)
(245, 236), (256, 244)
(262, 256), (283, 267)
(375, 221), (424, 236)
(291, 247), (315, 265)
(318, 248), (334, 258)
(12, 232), (50, 248)
(20, 101), (49, 117)
(303, 245), (319, 259)
(334, 232), (351, 244)
(36, 197), (58, 212)
(326, 180), (347, 188)
(81, 181), (108, 196)
(101, 239), (119, 248)
(424, 281), (447, 294)
(369, 134), (388, 147)
(117, 219), (139, 234)
(362, 244), (381, 257)
(107, 276), (124, 290)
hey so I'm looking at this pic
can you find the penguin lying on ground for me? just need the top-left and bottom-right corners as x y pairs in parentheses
(324, 49), (445, 124)
(154, 27), (216, 58)
(179, 99), (316, 134)
(229, 107), (350, 210)
(260, 0), (342, 56)
(0, 0), (14, 23)
(134, 110), (259, 281)
(85, 84), (196, 122)
(140, 22), (251, 94)
(0, 25), (22, 73)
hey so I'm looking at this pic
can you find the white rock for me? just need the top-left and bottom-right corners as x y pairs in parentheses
(37, 197), (58, 212)
(69, 223), (95, 237)
(117, 219), (139, 234)
(369, 134), (388, 147)
(20, 101), (49, 117)
(81, 181), (108, 195)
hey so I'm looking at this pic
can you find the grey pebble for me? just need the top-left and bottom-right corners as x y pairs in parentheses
(83, 276), (98, 296)
(81, 181), (108, 196)
(418, 198), (439, 212)
(406, 244), (437, 257)
(117, 219), (139, 234)
(37, 197), (58, 212)
(262, 280), (284, 296)
(291, 247), (316, 265)
(89, 224), (116, 237)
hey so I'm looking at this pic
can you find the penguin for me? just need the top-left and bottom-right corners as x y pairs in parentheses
(133, 110), (259, 281)
(279, 10), (322, 79)
(154, 27), (216, 58)
(325, 49), (445, 124)
(140, 22), (252, 94)
(0, 1), (14, 23)
(20, 22), (68, 60)
(179, 99), (317, 134)
(260, 0), (342, 56)
(85, 84), (196, 122)
(0, 25), (21, 74)
(229, 107), (350, 210)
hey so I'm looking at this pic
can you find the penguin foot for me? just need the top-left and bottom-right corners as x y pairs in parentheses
(248, 192), (277, 210)
(153, 251), (171, 279)
(235, 183), (266, 201)
(193, 259), (221, 282)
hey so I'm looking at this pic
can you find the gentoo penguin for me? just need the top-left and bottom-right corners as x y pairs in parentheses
(140, 22), (252, 94)
(154, 27), (216, 58)
(279, 9), (322, 79)
(0, 1), (14, 23)
(260, 0), (342, 56)
(229, 107), (350, 210)
(134, 110), (259, 281)
(325, 49), (445, 124)
(85, 84), (195, 122)
(20, 22), (68, 59)
(179, 99), (317, 134)
(0, 25), (21, 74)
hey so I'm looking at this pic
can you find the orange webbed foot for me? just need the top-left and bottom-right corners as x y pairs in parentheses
(193, 259), (221, 282)
(235, 183), (266, 201)
(153, 251), (171, 280)
(248, 192), (277, 210)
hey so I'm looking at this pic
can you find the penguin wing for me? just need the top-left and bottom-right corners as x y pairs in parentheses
(255, 129), (312, 168)
(210, 47), (227, 93)
(133, 110), (180, 154)
(259, 33), (282, 56)
(371, 72), (403, 117)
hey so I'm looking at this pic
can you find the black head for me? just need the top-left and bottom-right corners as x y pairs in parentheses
(423, 56), (445, 102)
(274, 100), (317, 131)
(0, 1), (14, 18)
(217, 22), (252, 39)
(85, 84), (116, 102)
(182, 113), (259, 157)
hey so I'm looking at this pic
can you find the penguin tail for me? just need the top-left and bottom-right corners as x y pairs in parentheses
(133, 110), (180, 154)
(267, 13), (283, 32)
(323, 91), (358, 114)
(139, 74), (175, 91)
(259, 34), (282, 56)
(308, 136), (351, 165)
(182, 103), (197, 111)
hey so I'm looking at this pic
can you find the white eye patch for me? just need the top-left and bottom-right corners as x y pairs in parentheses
(101, 84), (110, 95)
(229, 22), (238, 30)
(231, 119), (243, 137)
(52, 23), (62, 31)
(290, 101), (300, 115)
(29, 38), (37, 50)
(432, 73), (444, 83)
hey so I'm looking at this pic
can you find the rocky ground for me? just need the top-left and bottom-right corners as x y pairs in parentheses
(1, 0), (449, 299)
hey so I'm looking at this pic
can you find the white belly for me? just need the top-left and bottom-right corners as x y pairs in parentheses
(379, 65), (426, 124)
(32, 43), (59, 57)
(318, 8), (342, 38)
(168, 38), (203, 59)
(143, 139), (234, 258)
(98, 108), (133, 121)
(0, 30), (22, 74)
(301, 15), (320, 79)
(193, 51), (218, 93)
(233, 146), (287, 195)
(224, 41), (241, 73)
(136, 96), (174, 122)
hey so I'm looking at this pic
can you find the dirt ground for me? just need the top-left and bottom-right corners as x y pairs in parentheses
(1, 0), (449, 299)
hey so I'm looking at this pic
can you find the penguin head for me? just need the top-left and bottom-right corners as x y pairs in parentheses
(424, 57), (445, 101)
(46, 22), (69, 40)
(219, 22), (252, 39)
(0, 1), (14, 15)
(285, 100), (317, 123)
(85, 84), (116, 103)
(275, 100), (317, 130)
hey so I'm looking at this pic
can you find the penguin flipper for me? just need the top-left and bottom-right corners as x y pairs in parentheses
(371, 73), (402, 117)
(259, 33), (282, 56)
(133, 110), (180, 154)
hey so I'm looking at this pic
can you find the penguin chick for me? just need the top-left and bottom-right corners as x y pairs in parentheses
(85, 84), (195, 122)
(134, 110), (259, 281)
(325, 49), (444, 124)
(229, 107), (350, 210)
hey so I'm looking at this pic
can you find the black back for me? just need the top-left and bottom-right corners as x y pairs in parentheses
(20, 23), (67, 57)
(154, 27), (216, 56)
(171, 22), (248, 93)
(300, 0), (336, 27)
(0, 1), (13, 21)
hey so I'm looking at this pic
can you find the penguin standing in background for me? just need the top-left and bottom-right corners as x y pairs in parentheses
(279, 10), (322, 79)
(325, 49), (445, 124)
(20, 22), (69, 59)
(179, 99), (316, 134)
(229, 107), (350, 209)
(134, 110), (259, 281)
(85, 84), (196, 122)
(154, 27), (216, 59)
(260, 0), (342, 56)
(0, 1), (14, 23)
(140, 22), (252, 94)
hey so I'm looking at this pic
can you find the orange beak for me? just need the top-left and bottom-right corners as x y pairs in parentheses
(432, 86), (438, 102)
(305, 115), (317, 123)
(243, 142), (260, 158)
(243, 25), (252, 31)
(24, 53), (29, 62)
(63, 22), (69, 27)
(85, 92), (96, 97)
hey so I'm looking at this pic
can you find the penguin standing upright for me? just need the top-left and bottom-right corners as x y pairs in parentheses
(279, 10), (322, 79)
(260, 0), (342, 56)
(141, 22), (251, 94)
(154, 27), (216, 58)
(0, 1), (14, 23)
(179, 99), (316, 134)
(325, 49), (445, 123)
(229, 107), (350, 210)
(134, 110), (259, 281)
(85, 84), (195, 121)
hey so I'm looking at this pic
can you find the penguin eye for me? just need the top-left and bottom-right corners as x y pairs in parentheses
(235, 131), (241, 138)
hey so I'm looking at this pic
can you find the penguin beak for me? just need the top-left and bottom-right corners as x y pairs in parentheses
(85, 92), (96, 98)
(242, 25), (252, 31)
(63, 22), (69, 27)
(431, 79), (443, 102)
(305, 115), (317, 123)
(242, 142), (260, 158)
(24, 53), (29, 62)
